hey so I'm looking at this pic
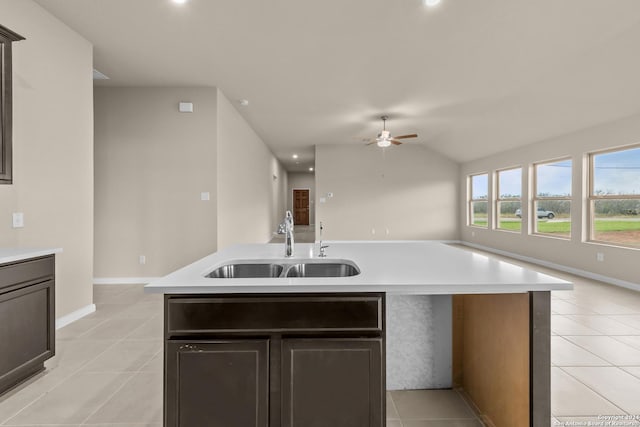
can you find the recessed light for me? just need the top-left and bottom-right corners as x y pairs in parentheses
(239, 99), (249, 107)
(424, 0), (441, 6)
(92, 69), (109, 80)
(292, 154), (298, 159)
(309, 167), (314, 172)
(172, 0), (188, 4)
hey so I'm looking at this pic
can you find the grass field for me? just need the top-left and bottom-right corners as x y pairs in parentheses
(471, 219), (640, 234)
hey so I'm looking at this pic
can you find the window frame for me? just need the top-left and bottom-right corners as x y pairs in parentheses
(532, 157), (572, 239)
(468, 172), (489, 228)
(588, 144), (640, 249)
(494, 166), (522, 233)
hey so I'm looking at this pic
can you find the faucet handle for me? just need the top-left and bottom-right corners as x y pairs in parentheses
(319, 242), (329, 257)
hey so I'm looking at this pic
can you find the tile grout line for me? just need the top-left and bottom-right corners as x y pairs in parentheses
(561, 335), (640, 366)
(1, 336), (123, 426)
(77, 300), (163, 425)
(78, 371), (138, 426)
(80, 315), (162, 426)
(555, 366), (628, 417)
(555, 335), (614, 366)
(2, 288), (157, 426)
(453, 388), (486, 424)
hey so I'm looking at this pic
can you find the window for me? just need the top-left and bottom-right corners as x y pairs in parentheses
(469, 173), (488, 228)
(0, 24), (25, 184)
(533, 159), (572, 238)
(589, 145), (640, 248)
(496, 167), (522, 232)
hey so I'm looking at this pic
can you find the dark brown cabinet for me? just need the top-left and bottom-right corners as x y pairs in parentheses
(164, 293), (385, 427)
(282, 339), (383, 427)
(166, 340), (269, 427)
(0, 255), (55, 395)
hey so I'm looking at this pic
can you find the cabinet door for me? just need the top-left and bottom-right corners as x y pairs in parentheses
(0, 280), (54, 394)
(165, 340), (269, 427)
(282, 339), (384, 427)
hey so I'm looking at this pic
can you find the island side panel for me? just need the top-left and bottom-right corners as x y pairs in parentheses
(386, 295), (452, 390)
(452, 293), (530, 427)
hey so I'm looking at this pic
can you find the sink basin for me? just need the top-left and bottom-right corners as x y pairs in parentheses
(285, 262), (360, 278)
(207, 263), (284, 278)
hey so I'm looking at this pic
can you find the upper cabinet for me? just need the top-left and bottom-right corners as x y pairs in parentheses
(0, 24), (25, 185)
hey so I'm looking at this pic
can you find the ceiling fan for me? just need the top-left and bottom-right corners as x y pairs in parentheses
(363, 115), (418, 148)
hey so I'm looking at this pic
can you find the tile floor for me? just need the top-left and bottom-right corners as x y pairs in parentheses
(456, 246), (640, 427)
(0, 246), (639, 426)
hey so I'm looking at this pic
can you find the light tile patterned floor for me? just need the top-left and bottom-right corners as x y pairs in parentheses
(1, 246), (639, 426)
(0, 284), (163, 427)
(459, 247), (640, 427)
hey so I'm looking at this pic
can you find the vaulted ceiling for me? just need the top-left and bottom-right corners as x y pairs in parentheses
(36, 0), (640, 171)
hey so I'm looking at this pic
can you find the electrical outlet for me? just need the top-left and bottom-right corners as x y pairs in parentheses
(139, 255), (146, 265)
(200, 192), (210, 201)
(596, 252), (604, 262)
(371, 228), (376, 235)
(471, 231), (476, 238)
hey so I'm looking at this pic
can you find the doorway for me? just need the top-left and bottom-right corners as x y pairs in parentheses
(292, 189), (310, 225)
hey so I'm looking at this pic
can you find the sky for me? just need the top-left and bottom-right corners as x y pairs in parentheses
(471, 147), (640, 199)
(593, 147), (640, 195)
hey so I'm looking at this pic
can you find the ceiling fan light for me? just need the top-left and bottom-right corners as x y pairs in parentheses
(379, 130), (391, 139)
(377, 139), (392, 148)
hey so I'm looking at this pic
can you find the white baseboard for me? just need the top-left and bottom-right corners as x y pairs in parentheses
(93, 277), (160, 285)
(56, 303), (96, 330)
(460, 241), (640, 293)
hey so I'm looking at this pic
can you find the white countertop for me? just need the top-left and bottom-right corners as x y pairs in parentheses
(145, 241), (572, 295)
(0, 248), (62, 265)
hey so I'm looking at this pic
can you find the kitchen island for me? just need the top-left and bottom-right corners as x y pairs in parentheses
(146, 241), (571, 427)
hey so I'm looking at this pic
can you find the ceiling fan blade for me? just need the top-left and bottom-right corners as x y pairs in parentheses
(391, 140), (403, 145)
(365, 141), (377, 146)
(393, 134), (418, 140)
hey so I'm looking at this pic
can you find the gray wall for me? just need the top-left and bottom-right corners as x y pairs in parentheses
(94, 87), (288, 278)
(94, 87), (218, 278)
(216, 90), (288, 250)
(315, 144), (460, 241)
(460, 113), (640, 287)
(0, 1), (94, 318)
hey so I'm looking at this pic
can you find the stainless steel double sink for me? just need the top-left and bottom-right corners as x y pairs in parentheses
(206, 259), (360, 278)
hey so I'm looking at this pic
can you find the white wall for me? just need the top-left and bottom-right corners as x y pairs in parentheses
(315, 144), (459, 241)
(94, 87), (218, 277)
(0, 0), (94, 318)
(216, 89), (287, 249)
(287, 172), (315, 225)
(460, 113), (640, 286)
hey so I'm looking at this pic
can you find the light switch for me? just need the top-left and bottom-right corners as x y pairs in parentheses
(319, 197), (326, 203)
(12, 212), (24, 228)
(200, 192), (210, 201)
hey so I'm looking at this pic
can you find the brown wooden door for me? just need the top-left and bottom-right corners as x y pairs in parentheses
(281, 338), (384, 427)
(293, 189), (310, 225)
(165, 340), (269, 427)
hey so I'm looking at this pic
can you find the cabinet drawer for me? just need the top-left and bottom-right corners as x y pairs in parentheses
(166, 294), (383, 334)
(0, 256), (54, 292)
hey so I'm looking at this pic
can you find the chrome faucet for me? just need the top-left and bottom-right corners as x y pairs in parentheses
(319, 221), (329, 257)
(284, 211), (294, 257)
